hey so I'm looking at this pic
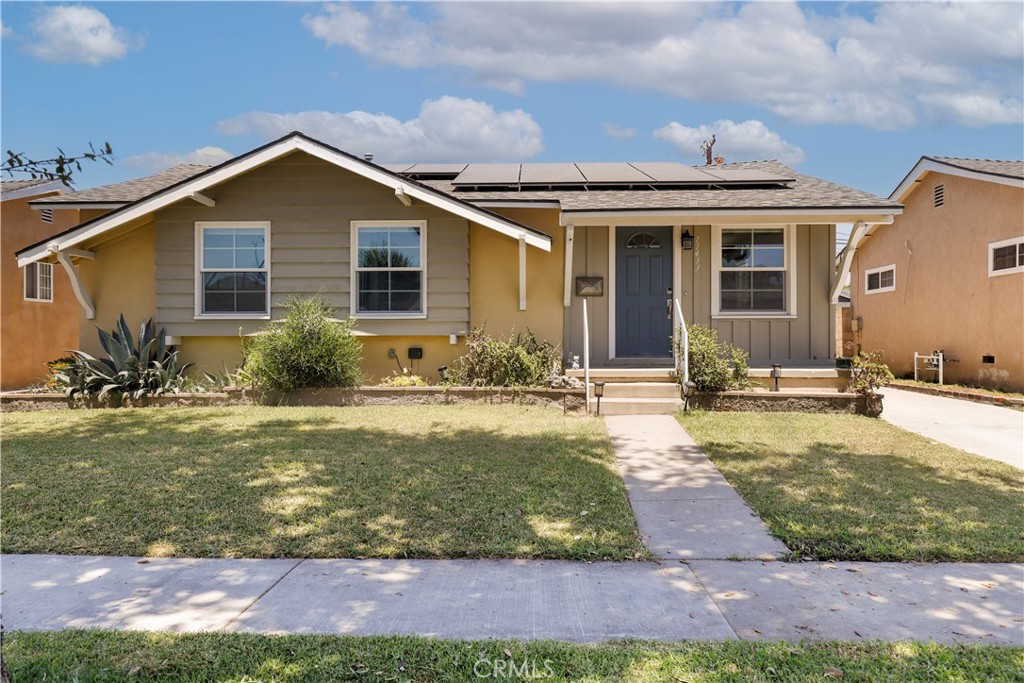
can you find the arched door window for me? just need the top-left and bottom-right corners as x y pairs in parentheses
(625, 231), (661, 249)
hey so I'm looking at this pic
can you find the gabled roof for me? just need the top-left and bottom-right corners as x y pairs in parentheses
(891, 156), (1024, 202)
(17, 132), (552, 266)
(1, 178), (65, 201)
(29, 164), (209, 207)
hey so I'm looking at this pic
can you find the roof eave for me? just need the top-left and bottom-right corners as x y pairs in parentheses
(558, 206), (903, 226)
(892, 157), (1024, 202)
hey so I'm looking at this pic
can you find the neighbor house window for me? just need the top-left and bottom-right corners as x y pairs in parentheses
(195, 222), (270, 317)
(352, 221), (426, 316)
(989, 236), (1024, 276)
(865, 264), (896, 294)
(24, 262), (53, 302)
(713, 226), (794, 315)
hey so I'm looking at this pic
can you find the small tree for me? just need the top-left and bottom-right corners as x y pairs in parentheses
(243, 296), (363, 393)
(848, 351), (894, 395)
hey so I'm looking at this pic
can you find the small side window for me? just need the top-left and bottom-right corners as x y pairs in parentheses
(865, 264), (896, 294)
(24, 262), (54, 302)
(989, 237), (1024, 277)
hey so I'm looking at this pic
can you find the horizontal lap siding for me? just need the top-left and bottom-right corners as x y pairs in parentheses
(155, 152), (469, 337)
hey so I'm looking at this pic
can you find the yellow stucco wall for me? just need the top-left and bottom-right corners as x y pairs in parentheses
(0, 196), (81, 389)
(76, 222), (157, 358)
(469, 208), (565, 348)
(850, 172), (1023, 390)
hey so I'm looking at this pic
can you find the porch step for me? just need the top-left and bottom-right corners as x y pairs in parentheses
(567, 368), (677, 383)
(589, 382), (681, 399)
(594, 397), (683, 415)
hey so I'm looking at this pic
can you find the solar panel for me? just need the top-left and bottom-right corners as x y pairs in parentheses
(453, 164), (521, 185)
(703, 169), (795, 183)
(629, 163), (723, 183)
(518, 163), (585, 184)
(401, 163), (468, 176)
(577, 163), (654, 184)
(382, 163), (414, 173)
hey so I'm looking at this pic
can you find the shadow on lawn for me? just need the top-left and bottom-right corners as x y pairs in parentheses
(697, 438), (1024, 562)
(2, 407), (643, 561)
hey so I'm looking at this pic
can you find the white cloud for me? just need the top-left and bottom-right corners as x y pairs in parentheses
(27, 5), (142, 65)
(654, 119), (806, 165)
(603, 123), (636, 140)
(123, 146), (233, 173)
(303, 2), (1023, 130)
(216, 96), (543, 162)
(1, 21), (13, 38)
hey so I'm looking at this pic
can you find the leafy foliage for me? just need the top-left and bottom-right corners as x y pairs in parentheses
(674, 323), (752, 392)
(56, 316), (192, 401)
(242, 296), (363, 393)
(449, 327), (561, 387)
(848, 351), (895, 395)
(379, 372), (429, 387)
(3, 142), (114, 186)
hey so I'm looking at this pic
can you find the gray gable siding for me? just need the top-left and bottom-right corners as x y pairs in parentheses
(155, 152), (469, 337)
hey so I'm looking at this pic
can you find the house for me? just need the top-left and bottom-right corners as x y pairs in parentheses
(15, 132), (901, 389)
(845, 157), (1024, 391)
(1, 180), (81, 389)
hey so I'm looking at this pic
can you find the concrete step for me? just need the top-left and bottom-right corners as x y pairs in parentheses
(595, 397), (683, 415)
(590, 382), (681, 399)
(567, 368), (677, 383)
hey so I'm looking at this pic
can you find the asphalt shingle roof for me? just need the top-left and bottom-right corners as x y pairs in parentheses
(32, 164), (210, 204)
(1, 178), (58, 192)
(419, 160), (900, 212)
(926, 157), (1024, 180)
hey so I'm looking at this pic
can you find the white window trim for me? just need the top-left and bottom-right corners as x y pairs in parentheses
(24, 261), (53, 303)
(864, 263), (897, 295)
(711, 224), (797, 319)
(350, 220), (428, 320)
(988, 236), (1024, 277)
(194, 221), (271, 320)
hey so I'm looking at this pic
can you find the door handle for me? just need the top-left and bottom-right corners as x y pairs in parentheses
(666, 299), (672, 320)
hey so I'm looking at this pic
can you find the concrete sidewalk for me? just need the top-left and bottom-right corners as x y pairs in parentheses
(606, 414), (788, 560)
(3, 554), (1021, 645)
(880, 387), (1023, 469)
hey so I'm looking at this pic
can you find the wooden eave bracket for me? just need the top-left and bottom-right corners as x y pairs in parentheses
(48, 244), (96, 319)
(190, 192), (216, 207)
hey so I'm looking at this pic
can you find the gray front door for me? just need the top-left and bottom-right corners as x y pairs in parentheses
(616, 227), (673, 357)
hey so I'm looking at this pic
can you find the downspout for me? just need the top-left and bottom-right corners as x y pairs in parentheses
(563, 224), (574, 308)
(49, 245), (96, 319)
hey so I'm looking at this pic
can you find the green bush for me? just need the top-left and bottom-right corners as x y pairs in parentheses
(449, 327), (561, 387)
(849, 351), (894, 395)
(379, 372), (428, 387)
(674, 323), (751, 392)
(56, 315), (192, 401)
(243, 296), (362, 393)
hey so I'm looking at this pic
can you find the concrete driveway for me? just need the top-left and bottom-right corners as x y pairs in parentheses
(880, 388), (1023, 469)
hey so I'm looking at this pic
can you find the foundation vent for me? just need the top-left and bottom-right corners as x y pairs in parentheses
(933, 184), (944, 208)
(982, 355), (995, 364)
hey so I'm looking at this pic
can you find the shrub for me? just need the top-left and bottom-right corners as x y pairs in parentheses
(242, 296), (362, 393)
(674, 323), (752, 392)
(56, 315), (192, 401)
(379, 372), (429, 387)
(449, 327), (561, 387)
(45, 356), (75, 390)
(849, 351), (894, 395)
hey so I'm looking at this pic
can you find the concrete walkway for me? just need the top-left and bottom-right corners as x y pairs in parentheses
(880, 387), (1023, 469)
(3, 554), (1021, 645)
(606, 414), (788, 560)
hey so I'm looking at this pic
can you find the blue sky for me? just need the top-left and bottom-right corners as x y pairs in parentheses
(2, 1), (1021, 203)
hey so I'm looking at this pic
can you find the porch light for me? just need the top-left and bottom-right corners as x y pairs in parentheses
(438, 366), (449, 382)
(681, 380), (697, 412)
(681, 230), (694, 251)
(593, 381), (606, 415)
(771, 364), (783, 392)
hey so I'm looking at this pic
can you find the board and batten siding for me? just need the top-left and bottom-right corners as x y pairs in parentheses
(154, 152), (469, 337)
(564, 223), (836, 365)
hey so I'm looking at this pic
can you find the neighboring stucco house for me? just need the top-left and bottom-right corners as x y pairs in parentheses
(1, 180), (80, 389)
(845, 156), (1024, 391)
(16, 132), (901, 384)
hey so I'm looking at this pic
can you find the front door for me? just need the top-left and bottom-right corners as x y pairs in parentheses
(615, 226), (673, 357)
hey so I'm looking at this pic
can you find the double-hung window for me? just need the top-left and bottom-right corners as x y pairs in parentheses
(196, 222), (270, 317)
(989, 236), (1024, 276)
(24, 262), (53, 302)
(352, 221), (426, 317)
(864, 264), (896, 294)
(713, 226), (793, 315)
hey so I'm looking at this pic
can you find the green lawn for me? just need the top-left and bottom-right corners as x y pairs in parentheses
(679, 412), (1024, 562)
(6, 631), (1021, 682)
(1, 405), (645, 560)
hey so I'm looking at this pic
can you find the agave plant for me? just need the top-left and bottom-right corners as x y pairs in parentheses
(57, 315), (193, 401)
